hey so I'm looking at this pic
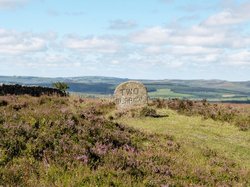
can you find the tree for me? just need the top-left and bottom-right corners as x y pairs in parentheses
(52, 82), (69, 94)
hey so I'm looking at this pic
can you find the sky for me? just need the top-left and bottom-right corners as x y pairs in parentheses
(0, 0), (250, 81)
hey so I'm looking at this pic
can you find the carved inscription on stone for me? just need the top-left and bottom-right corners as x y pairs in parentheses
(114, 81), (148, 109)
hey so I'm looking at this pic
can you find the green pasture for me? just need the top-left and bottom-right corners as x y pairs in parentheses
(148, 88), (193, 98)
(118, 109), (250, 169)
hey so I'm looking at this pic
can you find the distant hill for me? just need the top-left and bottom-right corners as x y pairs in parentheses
(0, 76), (250, 102)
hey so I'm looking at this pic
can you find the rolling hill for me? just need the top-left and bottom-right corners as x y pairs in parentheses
(0, 76), (250, 102)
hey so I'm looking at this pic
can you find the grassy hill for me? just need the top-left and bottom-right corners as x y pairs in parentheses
(0, 95), (249, 186)
(1, 76), (250, 102)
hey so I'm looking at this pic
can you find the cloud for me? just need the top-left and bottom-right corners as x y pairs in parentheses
(130, 26), (227, 47)
(223, 50), (250, 65)
(47, 10), (85, 17)
(111, 60), (120, 65)
(159, 0), (174, 4)
(128, 7), (250, 67)
(142, 46), (221, 65)
(62, 35), (120, 53)
(130, 27), (171, 45)
(130, 20), (250, 49)
(108, 19), (137, 30)
(0, 28), (50, 55)
(180, 2), (217, 12)
(203, 10), (244, 26)
(0, 0), (29, 9)
(168, 46), (222, 56)
(1, 0), (250, 79)
(144, 46), (164, 54)
(203, 1), (250, 27)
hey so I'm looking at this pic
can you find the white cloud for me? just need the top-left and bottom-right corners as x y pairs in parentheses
(0, 28), (49, 55)
(224, 50), (250, 65)
(129, 14), (250, 67)
(203, 1), (250, 27)
(130, 16), (250, 50)
(144, 46), (164, 54)
(111, 60), (120, 65)
(1, 0), (250, 79)
(130, 27), (171, 45)
(203, 10), (244, 26)
(47, 10), (85, 17)
(0, 0), (29, 9)
(170, 33), (225, 47)
(168, 46), (222, 56)
(108, 19), (137, 30)
(62, 35), (120, 53)
(130, 25), (228, 47)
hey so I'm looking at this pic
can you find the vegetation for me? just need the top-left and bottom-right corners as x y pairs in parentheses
(152, 98), (250, 131)
(0, 95), (249, 186)
(52, 82), (69, 94)
(148, 88), (193, 99)
(1, 76), (250, 102)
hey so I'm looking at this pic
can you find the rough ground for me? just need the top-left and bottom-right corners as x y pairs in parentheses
(0, 95), (249, 186)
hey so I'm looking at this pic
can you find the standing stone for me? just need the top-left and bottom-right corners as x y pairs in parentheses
(114, 81), (148, 109)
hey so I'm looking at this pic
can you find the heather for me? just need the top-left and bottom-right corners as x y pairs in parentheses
(0, 95), (249, 186)
(152, 98), (250, 131)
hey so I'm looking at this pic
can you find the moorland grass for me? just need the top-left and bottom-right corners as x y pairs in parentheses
(0, 95), (249, 186)
(117, 108), (250, 168)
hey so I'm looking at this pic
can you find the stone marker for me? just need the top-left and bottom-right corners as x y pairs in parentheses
(114, 81), (148, 109)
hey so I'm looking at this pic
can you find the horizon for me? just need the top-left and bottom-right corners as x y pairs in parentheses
(0, 75), (249, 82)
(0, 0), (250, 81)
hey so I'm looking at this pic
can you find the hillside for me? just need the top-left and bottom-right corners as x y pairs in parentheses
(0, 76), (250, 102)
(0, 95), (249, 186)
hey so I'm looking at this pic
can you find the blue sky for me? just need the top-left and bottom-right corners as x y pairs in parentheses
(0, 0), (250, 80)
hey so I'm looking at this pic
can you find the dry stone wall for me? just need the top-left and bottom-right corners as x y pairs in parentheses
(0, 84), (66, 97)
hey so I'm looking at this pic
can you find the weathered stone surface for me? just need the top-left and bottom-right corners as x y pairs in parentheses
(114, 81), (148, 109)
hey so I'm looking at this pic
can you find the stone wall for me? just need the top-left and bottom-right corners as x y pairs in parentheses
(0, 84), (66, 97)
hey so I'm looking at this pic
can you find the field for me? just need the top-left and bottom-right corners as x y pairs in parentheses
(148, 88), (193, 98)
(118, 108), (250, 169)
(0, 95), (250, 186)
(1, 76), (250, 102)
